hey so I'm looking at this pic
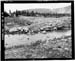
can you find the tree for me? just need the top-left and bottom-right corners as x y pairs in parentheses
(4, 11), (10, 17)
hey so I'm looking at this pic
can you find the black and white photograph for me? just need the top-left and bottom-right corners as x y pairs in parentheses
(3, 2), (73, 59)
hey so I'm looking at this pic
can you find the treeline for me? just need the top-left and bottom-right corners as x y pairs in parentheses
(5, 10), (71, 17)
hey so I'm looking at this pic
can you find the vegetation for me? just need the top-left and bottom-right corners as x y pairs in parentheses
(4, 16), (71, 35)
(4, 9), (71, 18)
(4, 6), (72, 59)
(5, 35), (72, 58)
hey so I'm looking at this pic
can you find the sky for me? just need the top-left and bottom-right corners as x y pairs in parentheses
(4, 3), (71, 13)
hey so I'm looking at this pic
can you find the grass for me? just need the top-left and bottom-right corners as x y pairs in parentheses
(5, 16), (71, 30)
(4, 15), (72, 59)
(5, 16), (71, 34)
(5, 35), (72, 58)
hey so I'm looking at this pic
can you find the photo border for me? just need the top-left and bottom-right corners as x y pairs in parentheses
(1, 1), (74, 60)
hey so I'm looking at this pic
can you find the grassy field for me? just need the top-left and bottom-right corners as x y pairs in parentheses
(5, 35), (72, 58)
(5, 16), (71, 32)
(4, 15), (72, 59)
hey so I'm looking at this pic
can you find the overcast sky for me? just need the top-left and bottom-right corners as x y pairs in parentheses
(4, 3), (71, 13)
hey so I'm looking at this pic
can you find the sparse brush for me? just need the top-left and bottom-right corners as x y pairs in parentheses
(30, 40), (42, 47)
